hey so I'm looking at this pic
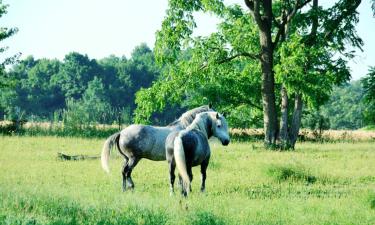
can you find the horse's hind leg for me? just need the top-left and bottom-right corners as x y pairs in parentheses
(168, 159), (176, 195)
(200, 158), (209, 192)
(179, 166), (192, 196)
(187, 166), (193, 192)
(178, 175), (186, 196)
(121, 157), (129, 192)
(125, 157), (140, 190)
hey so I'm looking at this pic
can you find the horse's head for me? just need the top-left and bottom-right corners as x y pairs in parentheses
(210, 112), (230, 146)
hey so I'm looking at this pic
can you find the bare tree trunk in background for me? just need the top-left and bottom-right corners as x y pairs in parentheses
(289, 93), (303, 148)
(279, 0), (318, 150)
(279, 85), (290, 149)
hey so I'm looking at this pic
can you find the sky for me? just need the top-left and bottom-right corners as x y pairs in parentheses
(1, 0), (374, 80)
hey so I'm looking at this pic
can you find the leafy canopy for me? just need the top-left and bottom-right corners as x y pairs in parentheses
(135, 0), (362, 126)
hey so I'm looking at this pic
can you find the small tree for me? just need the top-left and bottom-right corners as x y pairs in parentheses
(62, 77), (112, 131)
(361, 67), (375, 126)
(81, 77), (111, 124)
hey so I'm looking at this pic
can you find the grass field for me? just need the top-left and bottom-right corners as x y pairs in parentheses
(1, 136), (374, 225)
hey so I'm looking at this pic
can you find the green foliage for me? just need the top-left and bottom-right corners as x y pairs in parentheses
(80, 77), (111, 124)
(302, 109), (330, 132)
(135, 0), (363, 133)
(226, 104), (262, 128)
(154, 0), (225, 65)
(0, 44), (165, 124)
(301, 81), (374, 130)
(320, 81), (365, 129)
(266, 164), (317, 184)
(275, 34), (351, 108)
(0, 0), (19, 89)
(136, 3), (262, 124)
(61, 77), (118, 132)
(361, 67), (375, 103)
(362, 125), (375, 131)
(53, 52), (102, 100)
(361, 67), (375, 125)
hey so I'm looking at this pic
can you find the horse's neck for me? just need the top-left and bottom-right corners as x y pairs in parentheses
(186, 117), (209, 138)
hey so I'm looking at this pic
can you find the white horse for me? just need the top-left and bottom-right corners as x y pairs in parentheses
(165, 111), (230, 196)
(101, 105), (214, 191)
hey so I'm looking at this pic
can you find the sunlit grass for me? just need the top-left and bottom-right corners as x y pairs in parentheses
(0, 136), (374, 224)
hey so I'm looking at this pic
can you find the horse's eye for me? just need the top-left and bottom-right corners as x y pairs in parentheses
(217, 125), (221, 128)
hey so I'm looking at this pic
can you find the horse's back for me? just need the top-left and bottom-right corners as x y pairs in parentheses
(119, 124), (172, 160)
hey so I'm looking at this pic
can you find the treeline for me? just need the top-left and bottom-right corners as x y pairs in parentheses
(0, 43), (374, 132)
(0, 43), (181, 126)
(302, 80), (370, 131)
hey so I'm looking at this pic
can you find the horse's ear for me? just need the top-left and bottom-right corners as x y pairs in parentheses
(208, 103), (213, 109)
(222, 112), (227, 117)
(216, 112), (219, 119)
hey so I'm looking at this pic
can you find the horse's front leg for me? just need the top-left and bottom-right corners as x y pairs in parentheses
(200, 159), (209, 192)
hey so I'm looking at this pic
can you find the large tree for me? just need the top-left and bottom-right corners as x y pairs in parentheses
(135, 0), (363, 149)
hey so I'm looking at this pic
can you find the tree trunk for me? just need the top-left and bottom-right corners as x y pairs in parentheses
(289, 93), (303, 148)
(279, 85), (290, 149)
(245, 0), (281, 147)
(259, 28), (278, 147)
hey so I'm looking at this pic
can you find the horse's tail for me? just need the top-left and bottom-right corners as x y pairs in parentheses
(173, 135), (190, 194)
(101, 132), (121, 173)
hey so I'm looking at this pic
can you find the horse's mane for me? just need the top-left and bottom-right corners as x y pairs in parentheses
(168, 105), (213, 128)
(186, 112), (212, 138)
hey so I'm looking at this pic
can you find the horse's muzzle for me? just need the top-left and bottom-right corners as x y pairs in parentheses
(222, 139), (230, 146)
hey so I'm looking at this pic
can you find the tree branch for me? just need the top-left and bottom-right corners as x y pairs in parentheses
(273, 0), (312, 47)
(245, 101), (263, 111)
(245, 0), (263, 26)
(323, 0), (361, 41)
(199, 52), (260, 70)
(217, 52), (260, 64)
(306, 0), (319, 45)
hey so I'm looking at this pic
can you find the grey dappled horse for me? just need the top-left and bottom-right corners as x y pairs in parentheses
(101, 105), (213, 191)
(165, 111), (230, 196)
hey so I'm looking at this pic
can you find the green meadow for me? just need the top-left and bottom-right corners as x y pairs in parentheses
(1, 136), (374, 225)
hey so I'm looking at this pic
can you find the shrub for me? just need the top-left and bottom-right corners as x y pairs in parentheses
(266, 164), (317, 184)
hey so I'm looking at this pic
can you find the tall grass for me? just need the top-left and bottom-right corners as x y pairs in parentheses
(2, 121), (375, 142)
(0, 120), (120, 138)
